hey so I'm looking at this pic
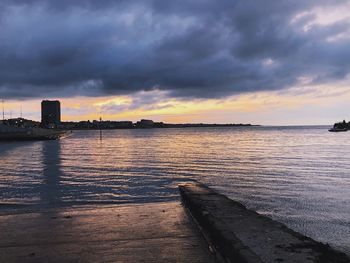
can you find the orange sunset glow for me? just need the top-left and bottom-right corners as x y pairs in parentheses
(2, 80), (350, 125)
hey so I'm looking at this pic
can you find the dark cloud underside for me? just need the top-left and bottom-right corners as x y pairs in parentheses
(0, 0), (349, 99)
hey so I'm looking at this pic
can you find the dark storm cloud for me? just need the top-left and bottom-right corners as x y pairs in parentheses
(0, 0), (349, 99)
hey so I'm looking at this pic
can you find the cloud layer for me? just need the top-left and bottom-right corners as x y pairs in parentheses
(0, 0), (349, 99)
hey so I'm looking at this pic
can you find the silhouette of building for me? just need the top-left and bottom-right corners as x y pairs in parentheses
(41, 100), (61, 127)
(136, 119), (154, 128)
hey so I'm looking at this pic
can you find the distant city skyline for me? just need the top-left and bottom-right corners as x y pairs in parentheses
(1, 87), (349, 126)
(0, 1), (349, 125)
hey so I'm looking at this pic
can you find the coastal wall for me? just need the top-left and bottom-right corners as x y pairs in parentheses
(0, 123), (66, 140)
(179, 182), (349, 263)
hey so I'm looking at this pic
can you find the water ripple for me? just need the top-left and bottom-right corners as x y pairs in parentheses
(0, 127), (349, 254)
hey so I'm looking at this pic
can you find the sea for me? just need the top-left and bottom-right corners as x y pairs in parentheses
(0, 126), (349, 255)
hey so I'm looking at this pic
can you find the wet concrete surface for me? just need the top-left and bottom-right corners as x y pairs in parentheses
(180, 182), (350, 263)
(0, 201), (215, 263)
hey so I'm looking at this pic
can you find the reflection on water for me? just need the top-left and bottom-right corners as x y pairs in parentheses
(40, 140), (62, 206)
(0, 126), (349, 255)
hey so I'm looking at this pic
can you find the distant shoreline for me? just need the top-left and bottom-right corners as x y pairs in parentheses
(59, 123), (260, 130)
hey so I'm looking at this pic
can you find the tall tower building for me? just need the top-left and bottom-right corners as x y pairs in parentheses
(41, 100), (61, 127)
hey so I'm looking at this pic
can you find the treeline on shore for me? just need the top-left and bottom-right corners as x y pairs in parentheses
(60, 119), (256, 130)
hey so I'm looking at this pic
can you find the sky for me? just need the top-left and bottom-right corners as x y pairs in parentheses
(0, 0), (350, 125)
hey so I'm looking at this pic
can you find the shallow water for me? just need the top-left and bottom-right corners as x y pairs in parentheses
(0, 126), (349, 255)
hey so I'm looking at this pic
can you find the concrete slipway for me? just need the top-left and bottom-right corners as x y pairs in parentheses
(0, 202), (214, 262)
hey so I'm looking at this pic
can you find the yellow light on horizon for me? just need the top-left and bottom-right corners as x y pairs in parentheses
(3, 81), (350, 125)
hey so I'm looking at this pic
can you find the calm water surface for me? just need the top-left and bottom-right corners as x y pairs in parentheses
(0, 126), (349, 254)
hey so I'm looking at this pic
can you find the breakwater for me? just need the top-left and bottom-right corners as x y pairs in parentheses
(0, 123), (66, 141)
(180, 182), (350, 263)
